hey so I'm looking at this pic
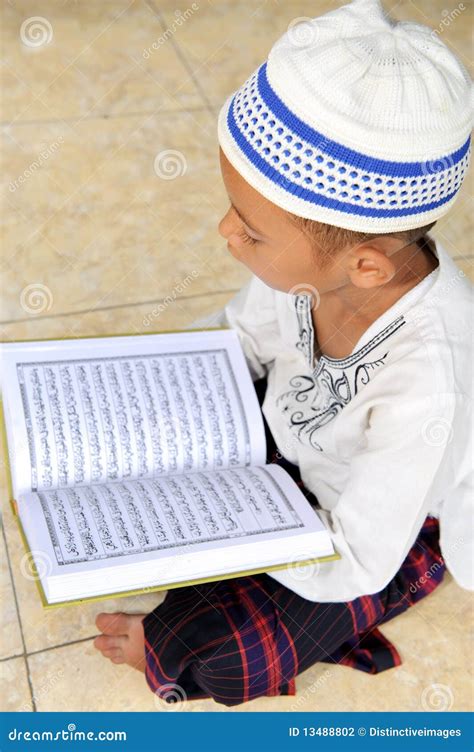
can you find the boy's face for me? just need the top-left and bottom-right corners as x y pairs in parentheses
(218, 146), (342, 295)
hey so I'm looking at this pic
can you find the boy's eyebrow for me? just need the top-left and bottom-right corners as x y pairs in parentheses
(230, 201), (267, 237)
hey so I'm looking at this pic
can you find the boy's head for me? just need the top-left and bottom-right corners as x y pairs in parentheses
(219, 145), (436, 294)
(217, 0), (471, 293)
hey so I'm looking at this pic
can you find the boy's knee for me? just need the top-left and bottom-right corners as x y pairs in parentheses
(191, 657), (251, 707)
(191, 654), (295, 707)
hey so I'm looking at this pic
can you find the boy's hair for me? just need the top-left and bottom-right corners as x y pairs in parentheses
(287, 214), (437, 264)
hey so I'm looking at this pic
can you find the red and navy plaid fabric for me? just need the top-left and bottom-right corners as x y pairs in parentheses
(142, 515), (445, 706)
(142, 378), (446, 706)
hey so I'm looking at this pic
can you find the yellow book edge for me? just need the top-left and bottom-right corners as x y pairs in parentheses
(0, 325), (341, 610)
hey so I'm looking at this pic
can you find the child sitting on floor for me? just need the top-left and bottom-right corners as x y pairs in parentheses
(93, 0), (473, 706)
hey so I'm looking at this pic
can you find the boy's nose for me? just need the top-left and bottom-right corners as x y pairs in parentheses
(218, 207), (236, 239)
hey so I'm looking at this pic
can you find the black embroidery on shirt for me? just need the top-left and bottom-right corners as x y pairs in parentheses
(294, 295), (314, 369)
(279, 301), (406, 451)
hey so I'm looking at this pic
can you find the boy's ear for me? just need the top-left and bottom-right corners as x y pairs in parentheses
(346, 237), (398, 288)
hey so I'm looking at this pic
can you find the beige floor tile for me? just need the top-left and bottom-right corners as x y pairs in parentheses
(0, 656), (33, 711)
(1, 493), (170, 654)
(27, 637), (244, 712)
(432, 180), (472, 260)
(27, 639), (165, 711)
(1, 0), (203, 124)
(1, 109), (250, 323)
(0, 289), (238, 342)
(0, 530), (24, 659)
(159, 0), (310, 108)
(371, 578), (473, 712)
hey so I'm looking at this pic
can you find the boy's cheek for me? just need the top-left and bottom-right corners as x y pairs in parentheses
(227, 242), (263, 278)
(226, 236), (274, 282)
(226, 235), (247, 261)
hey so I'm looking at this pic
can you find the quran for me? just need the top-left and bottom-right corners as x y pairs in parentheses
(0, 327), (339, 608)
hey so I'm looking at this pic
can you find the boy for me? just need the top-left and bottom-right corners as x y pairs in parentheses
(93, 0), (472, 705)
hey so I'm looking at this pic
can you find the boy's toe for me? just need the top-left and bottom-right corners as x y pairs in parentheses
(110, 654), (126, 664)
(93, 634), (127, 652)
(95, 611), (132, 635)
(102, 648), (125, 663)
(95, 645), (126, 664)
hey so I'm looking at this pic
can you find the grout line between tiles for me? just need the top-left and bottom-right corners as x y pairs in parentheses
(0, 288), (241, 328)
(0, 287), (240, 326)
(145, 0), (216, 115)
(1, 523), (37, 711)
(26, 635), (96, 659)
(1, 251), (472, 329)
(0, 653), (24, 663)
(0, 105), (213, 129)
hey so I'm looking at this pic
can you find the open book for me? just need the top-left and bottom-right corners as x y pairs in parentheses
(0, 327), (339, 608)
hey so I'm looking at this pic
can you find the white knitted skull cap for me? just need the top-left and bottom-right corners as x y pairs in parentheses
(217, 0), (472, 232)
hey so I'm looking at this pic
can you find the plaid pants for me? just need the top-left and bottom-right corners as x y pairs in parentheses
(142, 379), (446, 706)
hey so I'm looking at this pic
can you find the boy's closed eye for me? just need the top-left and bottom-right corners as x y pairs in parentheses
(222, 197), (267, 245)
(238, 225), (259, 245)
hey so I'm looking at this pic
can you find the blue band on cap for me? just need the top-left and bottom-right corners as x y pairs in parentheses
(257, 62), (470, 178)
(226, 62), (470, 219)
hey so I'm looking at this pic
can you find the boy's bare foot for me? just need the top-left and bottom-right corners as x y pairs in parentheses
(93, 612), (147, 672)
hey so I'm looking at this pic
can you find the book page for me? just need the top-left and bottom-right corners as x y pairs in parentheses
(18, 464), (326, 568)
(0, 329), (266, 498)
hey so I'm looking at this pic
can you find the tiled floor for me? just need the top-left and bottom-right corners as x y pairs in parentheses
(1, 0), (472, 712)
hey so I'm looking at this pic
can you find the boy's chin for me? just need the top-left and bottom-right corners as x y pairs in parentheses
(251, 273), (291, 294)
(226, 246), (292, 293)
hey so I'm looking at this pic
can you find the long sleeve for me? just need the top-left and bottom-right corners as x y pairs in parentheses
(212, 275), (282, 381)
(437, 394), (474, 592)
(267, 391), (458, 602)
(186, 276), (281, 381)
